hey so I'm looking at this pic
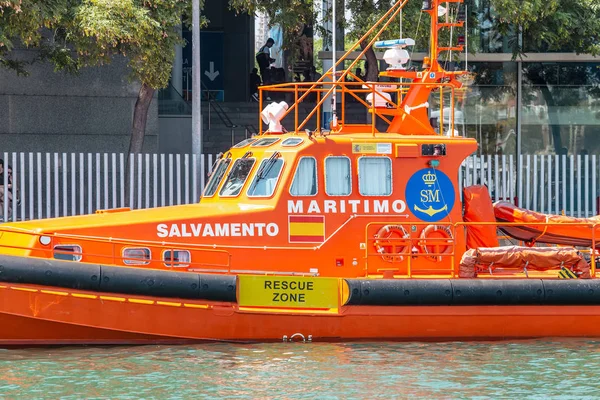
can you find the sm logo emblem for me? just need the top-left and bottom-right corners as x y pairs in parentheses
(405, 169), (455, 222)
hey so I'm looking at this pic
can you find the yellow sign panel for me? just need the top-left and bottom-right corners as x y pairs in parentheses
(238, 276), (339, 309)
(352, 142), (392, 154)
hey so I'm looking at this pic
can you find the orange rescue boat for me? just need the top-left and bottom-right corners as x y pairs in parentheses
(1, 0), (600, 345)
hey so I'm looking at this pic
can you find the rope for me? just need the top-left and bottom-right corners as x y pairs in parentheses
(407, 10), (423, 70)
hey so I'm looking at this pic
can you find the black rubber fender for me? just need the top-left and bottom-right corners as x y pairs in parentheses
(451, 279), (544, 305)
(345, 279), (453, 306)
(99, 265), (202, 300)
(98, 266), (237, 302)
(543, 280), (600, 305)
(0, 254), (101, 291)
(0, 254), (237, 302)
(197, 273), (237, 302)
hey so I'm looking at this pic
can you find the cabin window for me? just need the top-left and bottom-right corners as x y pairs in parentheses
(325, 157), (351, 196)
(290, 157), (317, 196)
(219, 158), (256, 197)
(252, 137), (280, 147)
(53, 245), (82, 262)
(122, 247), (151, 265)
(203, 158), (231, 197)
(232, 138), (256, 148)
(247, 158), (284, 197)
(358, 157), (392, 196)
(282, 137), (304, 147)
(163, 250), (191, 268)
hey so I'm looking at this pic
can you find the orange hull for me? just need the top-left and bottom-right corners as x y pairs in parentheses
(3, 283), (600, 344)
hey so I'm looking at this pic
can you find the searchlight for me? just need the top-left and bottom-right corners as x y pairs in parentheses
(260, 101), (289, 133)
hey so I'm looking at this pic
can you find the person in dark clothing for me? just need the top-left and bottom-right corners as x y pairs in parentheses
(250, 68), (262, 102)
(256, 38), (276, 101)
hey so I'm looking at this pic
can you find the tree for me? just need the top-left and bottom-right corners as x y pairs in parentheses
(0, 0), (204, 155)
(0, 0), (71, 75)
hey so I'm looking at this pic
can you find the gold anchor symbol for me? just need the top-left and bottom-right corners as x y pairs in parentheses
(414, 204), (448, 217)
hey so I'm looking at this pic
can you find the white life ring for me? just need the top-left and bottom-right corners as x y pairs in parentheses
(419, 224), (453, 262)
(374, 225), (410, 263)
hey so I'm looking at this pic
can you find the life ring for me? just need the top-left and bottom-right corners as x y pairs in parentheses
(374, 225), (410, 263)
(419, 225), (453, 262)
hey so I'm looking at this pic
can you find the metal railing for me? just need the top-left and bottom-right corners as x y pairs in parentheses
(364, 221), (599, 278)
(202, 81), (258, 144)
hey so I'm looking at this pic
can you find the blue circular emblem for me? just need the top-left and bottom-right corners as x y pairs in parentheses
(405, 168), (455, 222)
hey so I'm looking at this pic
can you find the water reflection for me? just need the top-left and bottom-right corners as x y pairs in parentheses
(1, 340), (600, 398)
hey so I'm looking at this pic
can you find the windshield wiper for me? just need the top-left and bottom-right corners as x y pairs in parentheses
(249, 152), (281, 193)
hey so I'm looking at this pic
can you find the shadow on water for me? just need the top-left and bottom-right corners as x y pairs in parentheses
(1, 340), (600, 398)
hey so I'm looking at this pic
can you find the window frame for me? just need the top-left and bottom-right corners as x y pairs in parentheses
(232, 138), (257, 148)
(162, 249), (191, 268)
(53, 244), (83, 262)
(324, 156), (352, 197)
(281, 137), (304, 147)
(246, 157), (285, 198)
(203, 158), (232, 198)
(251, 137), (281, 147)
(122, 247), (152, 266)
(219, 157), (257, 198)
(289, 156), (318, 197)
(357, 156), (393, 197)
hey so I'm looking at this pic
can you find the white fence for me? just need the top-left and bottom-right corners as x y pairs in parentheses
(0, 152), (217, 222)
(460, 154), (598, 217)
(0, 152), (598, 222)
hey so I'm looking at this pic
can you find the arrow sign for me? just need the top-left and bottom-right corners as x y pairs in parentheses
(204, 62), (220, 81)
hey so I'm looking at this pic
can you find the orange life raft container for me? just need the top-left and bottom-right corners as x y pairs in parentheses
(494, 201), (600, 248)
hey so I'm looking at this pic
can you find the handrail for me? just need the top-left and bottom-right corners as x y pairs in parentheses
(200, 81), (258, 139)
(258, 0), (410, 134)
(364, 220), (600, 278)
(259, 80), (458, 134)
(1, 220), (597, 278)
(202, 80), (237, 128)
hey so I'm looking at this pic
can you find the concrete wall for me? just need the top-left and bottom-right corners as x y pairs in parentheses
(159, 116), (192, 154)
(0, 50), (158, 154)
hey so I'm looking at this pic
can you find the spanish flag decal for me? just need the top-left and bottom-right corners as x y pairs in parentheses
(288, 215), (325, 243)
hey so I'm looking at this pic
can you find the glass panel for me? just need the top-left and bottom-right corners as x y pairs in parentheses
(325, 157), (351, 196)
(219, 158), (256, 197)
(203, 159), (231, 197)
(232, 138), (256, 148)
(247, 159), (284, 197)
(359, 157), (392, 196)
(252, 137), (280, 147)
(282, 137), (304, 147)
(469, 1), (515, 54)
(290, 157), (317, 196)
(123, 248), (151, 265)
(53, 245), (82, 262)
(521, 62), (600, 156)
(460, 62), (517, 156)
(164, 250), (191, 267)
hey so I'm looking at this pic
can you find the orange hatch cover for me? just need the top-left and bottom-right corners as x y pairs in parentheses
(463, 185), (499, 249)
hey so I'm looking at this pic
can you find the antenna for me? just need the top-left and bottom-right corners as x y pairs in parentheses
(465, 3), (468, 71)
(331, 0), (338, 129)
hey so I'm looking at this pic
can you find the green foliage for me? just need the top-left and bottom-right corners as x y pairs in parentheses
(493, 0), (600, 56)
(0, 0), (207, 89)
(0, 0), (68, 74)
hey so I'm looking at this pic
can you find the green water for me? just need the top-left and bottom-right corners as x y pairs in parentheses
(1, 341), (600, 398)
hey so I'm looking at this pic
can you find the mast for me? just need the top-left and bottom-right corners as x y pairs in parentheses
(331, 0), (338, 128)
